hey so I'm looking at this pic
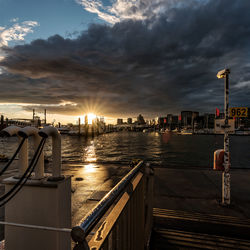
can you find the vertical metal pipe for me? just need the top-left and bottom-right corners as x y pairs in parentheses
(52, 133), (61, 178)
(39, 126), (62, 179)
(18, 136), (28, 177)
(223, 73), (230, 205)
(18, 127), (44, 179)
(33, 135), (44, 179)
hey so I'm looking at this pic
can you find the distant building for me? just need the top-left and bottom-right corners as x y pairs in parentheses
(127, 118), (132, 124)
(117, 118), (123, 125)
(204, 113), (215, 129)
(181, 111), (199, 127)
(167, 114), (173, 125)
(171, 116), (179, 129)
(158, 117), (167, 129)
(137, 114), (146, 125)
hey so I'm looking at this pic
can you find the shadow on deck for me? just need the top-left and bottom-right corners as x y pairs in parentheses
(150, 167), (250, 249)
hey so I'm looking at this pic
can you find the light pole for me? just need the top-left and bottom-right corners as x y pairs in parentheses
(217, 68), (231, 205)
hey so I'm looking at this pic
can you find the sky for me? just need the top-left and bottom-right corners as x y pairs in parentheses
(0, 0), (250, 124)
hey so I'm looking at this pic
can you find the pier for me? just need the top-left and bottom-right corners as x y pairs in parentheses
(151, 167), (250, 249)
(1, 126), (250, 249)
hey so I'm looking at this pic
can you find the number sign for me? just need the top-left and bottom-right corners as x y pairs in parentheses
(229, 107), (248, 117)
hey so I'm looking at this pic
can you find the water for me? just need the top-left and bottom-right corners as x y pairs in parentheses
(1, 132), (249, 169)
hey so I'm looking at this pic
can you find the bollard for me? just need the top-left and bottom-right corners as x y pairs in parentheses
(3, 126), (71, 250)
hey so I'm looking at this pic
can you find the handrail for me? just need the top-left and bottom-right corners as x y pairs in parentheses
(71, 160), (144, 244)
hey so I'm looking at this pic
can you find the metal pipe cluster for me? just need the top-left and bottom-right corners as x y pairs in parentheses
(1, 125), (62, 180)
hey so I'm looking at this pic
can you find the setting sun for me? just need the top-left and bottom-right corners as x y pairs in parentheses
(86, 113), (96, 124)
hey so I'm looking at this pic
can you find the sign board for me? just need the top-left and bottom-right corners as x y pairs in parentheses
(229, 107), (248, 118)
(214, 119), (235, 134)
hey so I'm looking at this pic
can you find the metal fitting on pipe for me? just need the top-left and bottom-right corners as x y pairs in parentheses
(38, 126), (63, 181)
(1, 126), (28, 177)
(18, 127), (44, 179)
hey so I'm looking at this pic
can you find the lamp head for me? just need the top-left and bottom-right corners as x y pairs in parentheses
(217, 68), (230, 79)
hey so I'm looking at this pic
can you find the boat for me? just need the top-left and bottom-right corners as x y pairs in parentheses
(179, 128), (193, 135)
(159, 128), (171, 134)
(57, 126), (70, 134)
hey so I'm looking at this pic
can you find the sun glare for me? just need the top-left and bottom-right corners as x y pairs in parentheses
(87, 113), (96, 124)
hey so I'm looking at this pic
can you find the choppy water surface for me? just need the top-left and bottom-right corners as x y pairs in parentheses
(0, 132), (249, 169)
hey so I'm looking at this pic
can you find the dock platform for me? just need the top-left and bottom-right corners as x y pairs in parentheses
(151, 167), (250, 249)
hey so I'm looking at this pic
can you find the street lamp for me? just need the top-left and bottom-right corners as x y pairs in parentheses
(217, 68), (230, 206)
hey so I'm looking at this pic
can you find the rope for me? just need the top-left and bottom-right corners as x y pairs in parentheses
(0, 138), (46, 206)
(0, 137), (26, 177)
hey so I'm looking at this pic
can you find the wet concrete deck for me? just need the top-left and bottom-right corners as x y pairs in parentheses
(0, 161), (131, 241)
(154, 167), (250, 218)
(152, 167), (250, 249)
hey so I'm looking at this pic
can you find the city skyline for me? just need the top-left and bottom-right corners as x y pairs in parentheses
(1, 0), (250, 123)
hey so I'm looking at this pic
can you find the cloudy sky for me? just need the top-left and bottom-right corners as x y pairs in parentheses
(0, 0), (250, 124)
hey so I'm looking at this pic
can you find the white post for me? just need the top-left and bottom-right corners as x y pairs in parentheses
(18, 126), (44, 179)
(38, 126), (62, 180)
(217, 69), (231, 205)
(1, 126), (28, 177)
(223, 72), (230, 205)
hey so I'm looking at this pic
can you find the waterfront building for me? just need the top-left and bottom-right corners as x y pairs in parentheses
(171, 116), (179, 129)
(127, 118), (132, 124)
(137, 114), (146, 125)
(158, 117), (167, 129)
(204, 113), (215, 129)
(166, 114), (173, 129)
(117, 118), (123, 125)
(181, 111), (199, 128)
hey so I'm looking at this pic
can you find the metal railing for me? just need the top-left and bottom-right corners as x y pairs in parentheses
(71, 160), (154, 250)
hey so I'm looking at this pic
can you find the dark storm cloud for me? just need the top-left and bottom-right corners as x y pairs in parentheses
(1, 0), (250, 117)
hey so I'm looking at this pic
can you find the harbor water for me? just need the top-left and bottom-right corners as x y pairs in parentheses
(0, 132), (249, 169)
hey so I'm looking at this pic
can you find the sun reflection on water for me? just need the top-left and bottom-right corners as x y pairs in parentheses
(84, 140), (97, 162)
